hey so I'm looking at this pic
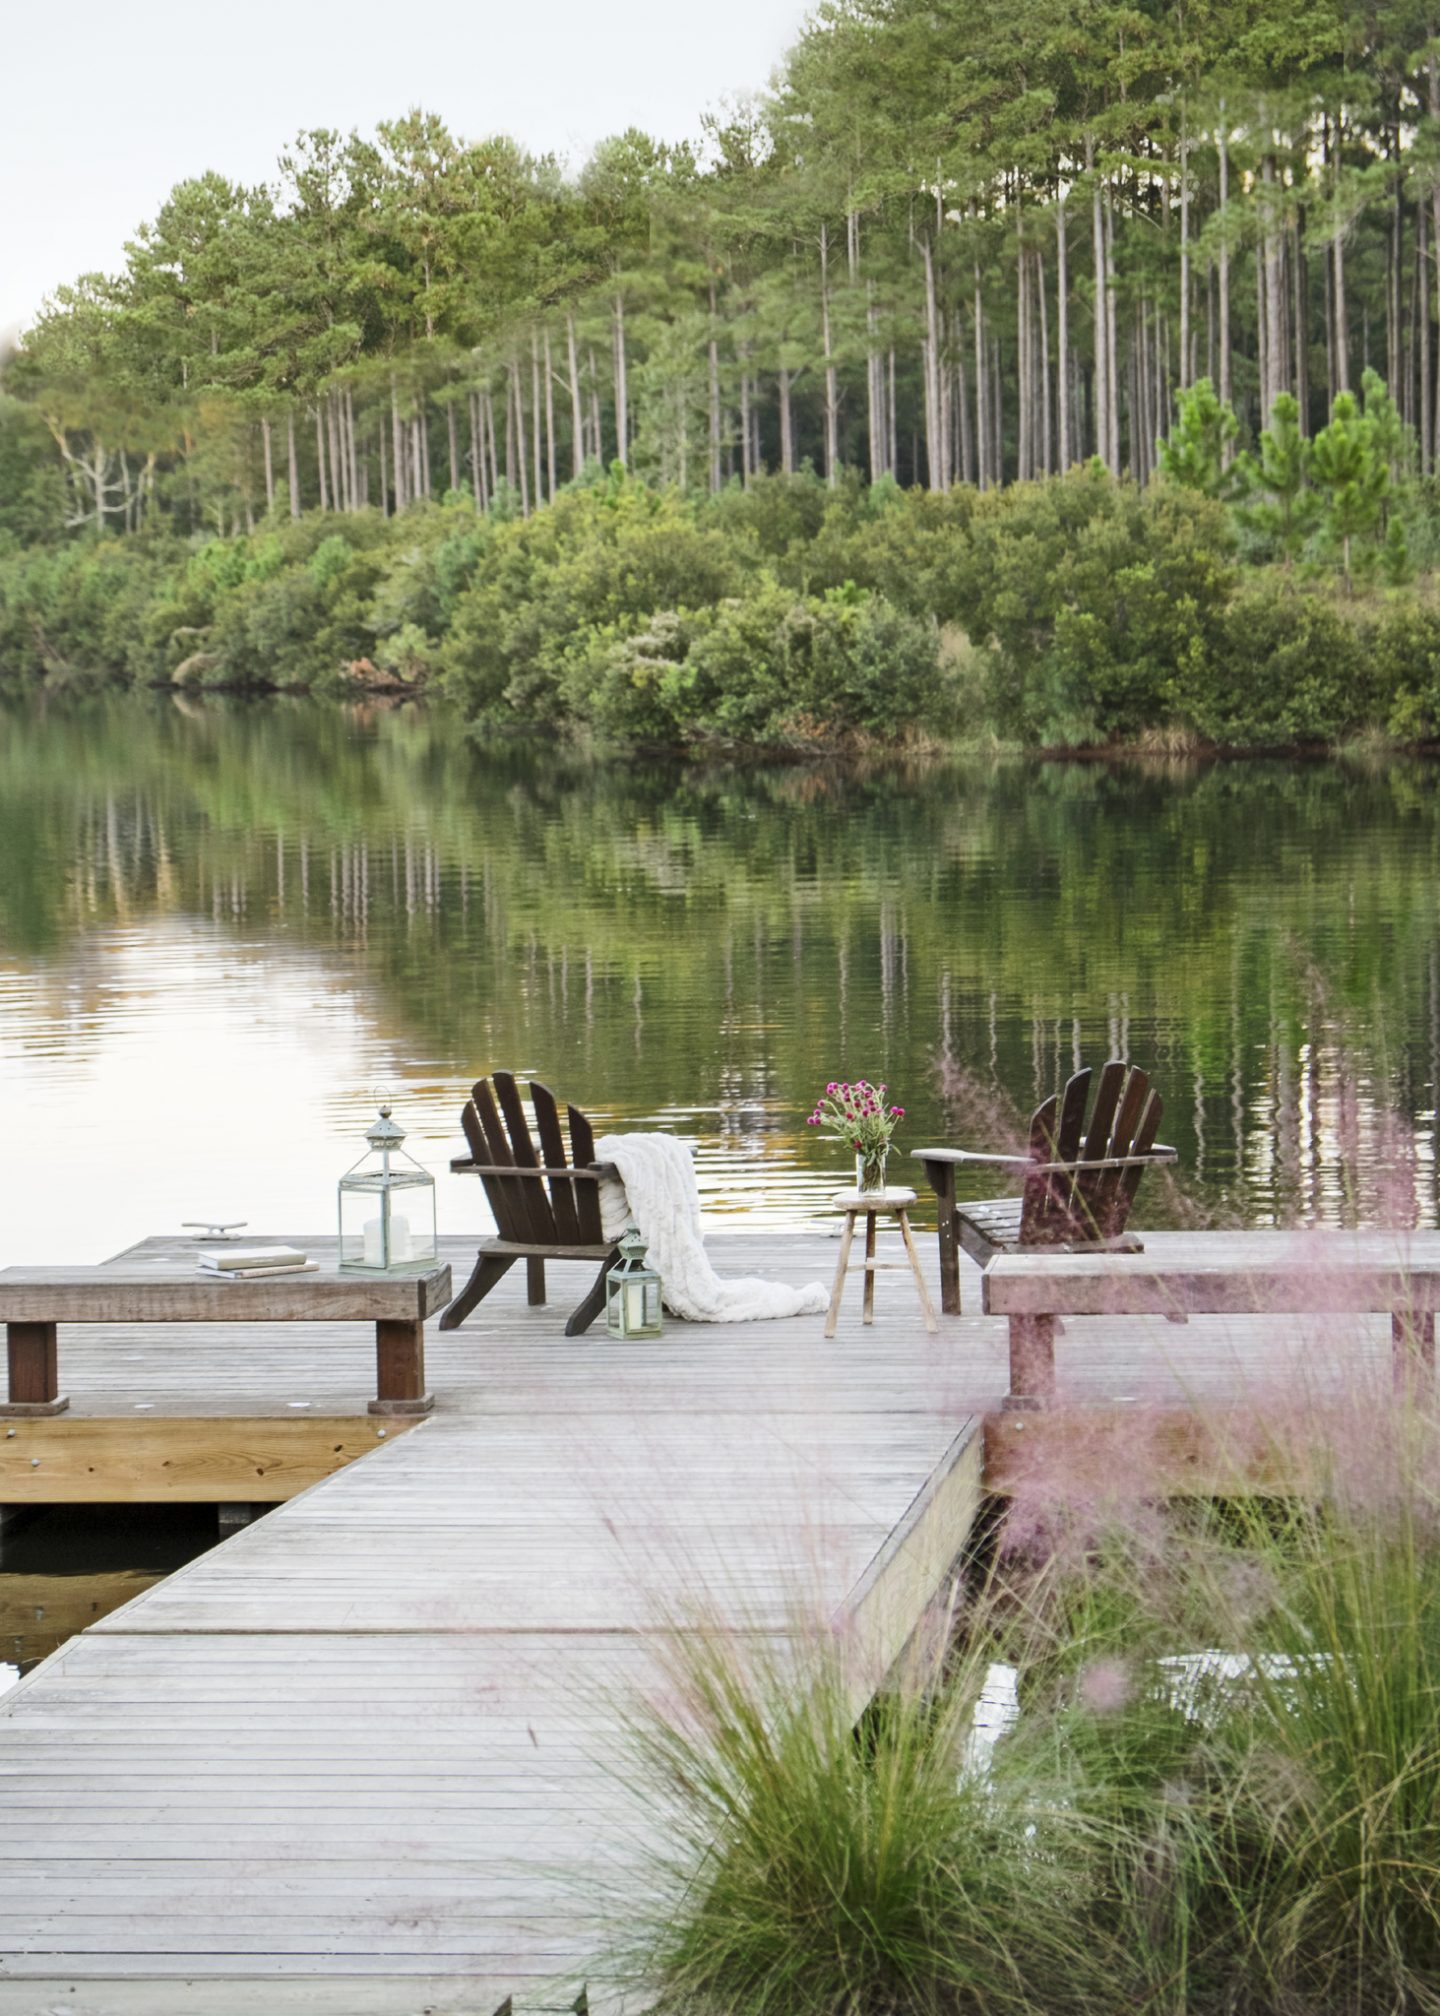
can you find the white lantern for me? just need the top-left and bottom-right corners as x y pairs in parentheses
(605, 1227), (664, 1339)
(338, 1102), (438, 1274)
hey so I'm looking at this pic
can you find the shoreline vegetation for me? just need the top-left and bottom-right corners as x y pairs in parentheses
(10, 452), (1440, 756)
(11, 3), (1440, 750)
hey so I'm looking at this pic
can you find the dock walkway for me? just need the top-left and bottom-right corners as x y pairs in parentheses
(0, 1224), (1414, 2014)
(0, 1229), (985, 2015)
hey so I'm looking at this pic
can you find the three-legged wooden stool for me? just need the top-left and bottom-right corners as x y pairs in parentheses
(824, 1186), (938, 1339)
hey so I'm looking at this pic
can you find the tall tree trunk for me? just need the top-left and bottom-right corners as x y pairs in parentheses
(879, 350), (891, 479)
(468, 392), (482, 509)
(1293, 210), (1309, 429)
(1016, 227), (1031, 480)
(974, 265), (990, 489)
(390, 381), (407, 512)
(708, 279), (723, 492)
(1389, 127), (1404, 405)
(531, 331), (544, 505)
(739, 362), (752, 484)
(1218, 120), (1233, 415)
(820, 221), (839, 485)
(346, 388), (360, 511)
(286, 409), (301, 519)
(612, 295), (629, 468)
(866, 283), (883, 480)
(1056, 188), (1070, 467)
(922, 233), (945, 489)
(1089, 138), (1110, 471)
(1262, 158), (1288, 424)
(326, 396), (344, 512)
(484, 388), (499, 500)
(954, 309), (973, 484)
(566, 314), (584, 480)
(378, 426), (389, 519)
(587, 349), (602, 464)
(446, 400), (460, 494)
(544, 326), (558, 498)
(1105, 187), (1120, 470)
(511, 360), (529, 515)
(992, 341), (1004, 484)
(261, 416), (275, 516)
(778, 367), (795, 474)
(1179, 126), (1191, 387)
(1038, 249), (1052, 475)
(1421, 201), (1433, 475)
(315, 406), (329, 511)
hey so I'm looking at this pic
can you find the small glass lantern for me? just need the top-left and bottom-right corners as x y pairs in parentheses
(338, 1100), (438, 1274)
(606, 1227), (664, 1339)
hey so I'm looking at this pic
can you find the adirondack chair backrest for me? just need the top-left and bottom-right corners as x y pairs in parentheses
(459, 1071), (606, 1246)
(1019, 1061), (1164, 1246)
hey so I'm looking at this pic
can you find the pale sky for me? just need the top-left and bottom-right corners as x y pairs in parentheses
(1, 0), (812, 344)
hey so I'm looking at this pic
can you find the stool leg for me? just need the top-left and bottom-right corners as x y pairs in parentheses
(862, 1211), (877, 1324)
(825, 1211), (857, 1340)
(897, 1210), (938, 1333)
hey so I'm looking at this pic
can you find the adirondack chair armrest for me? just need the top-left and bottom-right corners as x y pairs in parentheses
(914, 1145), (1178, 1175)
(449, 1159), (620, 1180)
(913, 1148), (1038, 1171)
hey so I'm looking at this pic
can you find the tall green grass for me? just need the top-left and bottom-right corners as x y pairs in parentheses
(609, 1402), (1440, 2015)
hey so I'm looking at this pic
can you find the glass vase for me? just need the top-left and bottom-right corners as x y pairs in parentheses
(855, 1147), (889, 1195)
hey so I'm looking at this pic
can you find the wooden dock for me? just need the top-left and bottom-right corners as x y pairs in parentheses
(0, 1225), (1416, 2013)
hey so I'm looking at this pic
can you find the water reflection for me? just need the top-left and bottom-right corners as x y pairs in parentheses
(1, 693), (1438, 1265)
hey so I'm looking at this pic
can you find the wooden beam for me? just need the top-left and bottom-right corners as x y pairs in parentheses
(0, 1416), (415, 1504)
(983, 1242), (1440, 1319)
(0, 1267), (452, 1324)
(984, 1406), (1333, 1498)
(0, 1569), (164, 1667)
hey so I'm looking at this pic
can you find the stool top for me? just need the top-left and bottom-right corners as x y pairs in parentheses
(830, 1186), (918, 1210)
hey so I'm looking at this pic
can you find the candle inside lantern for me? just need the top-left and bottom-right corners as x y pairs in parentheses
(363, 1214), (411, 1266)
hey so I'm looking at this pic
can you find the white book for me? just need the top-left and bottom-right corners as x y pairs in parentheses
(197, 1261), (320, 1281)
(197, 1246), (308, 1271)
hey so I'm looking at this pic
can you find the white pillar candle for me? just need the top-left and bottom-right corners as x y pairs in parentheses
(362, 1214), (411, 1266)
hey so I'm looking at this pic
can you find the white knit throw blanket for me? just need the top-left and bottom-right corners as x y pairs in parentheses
(597, 1133), (829, 1324)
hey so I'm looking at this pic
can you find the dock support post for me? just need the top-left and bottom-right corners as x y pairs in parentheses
(2, 1322), (69, 1417)
(1392, 1311), (1436, 1391)
(370, 1318), (434, 1417)
(1003, 1315), (1056, 1411)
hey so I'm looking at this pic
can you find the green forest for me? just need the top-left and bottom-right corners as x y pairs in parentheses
(10, 0), (1440, 748)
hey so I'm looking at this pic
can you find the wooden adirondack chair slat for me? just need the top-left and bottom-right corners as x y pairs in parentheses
(529, 1080), (582, 1244)
(493, 1071), (558, 1246)
(568, 1106), (605, 1244)
(470, 1079), (527, 1244)
(1085, 1066), (1151, 1239)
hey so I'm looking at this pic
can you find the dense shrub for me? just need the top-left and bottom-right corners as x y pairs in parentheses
(947, 466), (1237, 744)
(7, 466), (1440, 748)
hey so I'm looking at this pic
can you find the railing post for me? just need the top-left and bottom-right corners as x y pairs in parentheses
(3, 1322), (69, 1417)
(370, 1318), (434, 1417)
(1003, 1314), (1056, 1411)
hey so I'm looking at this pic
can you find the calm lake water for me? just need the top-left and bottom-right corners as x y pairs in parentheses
(4, 693), (1440, 1267)
(3, 694), (1439, 1662)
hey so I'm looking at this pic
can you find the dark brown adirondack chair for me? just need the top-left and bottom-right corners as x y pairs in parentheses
(441, 1072), (620, 1337)
(914, 1060), (1176, 1315)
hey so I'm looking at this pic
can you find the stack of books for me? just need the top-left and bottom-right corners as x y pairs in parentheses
(195, 1245), (317, 1282)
